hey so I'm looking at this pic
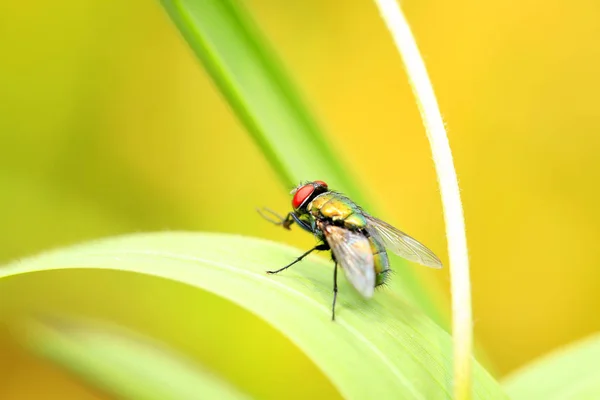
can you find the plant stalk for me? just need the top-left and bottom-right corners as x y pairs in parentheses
(373, 1), (473, 399)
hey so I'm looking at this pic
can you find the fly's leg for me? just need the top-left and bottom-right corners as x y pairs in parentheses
(267, 243), (329, 274)
(257, 208), (295, 230)
(332, 261), (338, 321)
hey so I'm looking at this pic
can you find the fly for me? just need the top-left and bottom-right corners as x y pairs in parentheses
(258, 180), (442, 320)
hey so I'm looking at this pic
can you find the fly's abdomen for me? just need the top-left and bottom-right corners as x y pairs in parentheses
(369, 236), (390, 286)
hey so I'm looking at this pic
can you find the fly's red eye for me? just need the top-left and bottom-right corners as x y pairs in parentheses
(292, 185), (314, 209)
(314, 180), (328, 188)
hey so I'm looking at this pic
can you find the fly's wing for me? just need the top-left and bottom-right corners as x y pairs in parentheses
(365, 215), (443, 269)
(323, 225), (375, 298)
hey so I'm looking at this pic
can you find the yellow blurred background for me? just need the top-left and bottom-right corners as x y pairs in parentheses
(1, 0), (600, 397)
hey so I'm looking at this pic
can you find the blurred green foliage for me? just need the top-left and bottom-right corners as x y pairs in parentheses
(1, 0), (600, 397)
(503, 333), (600, 399)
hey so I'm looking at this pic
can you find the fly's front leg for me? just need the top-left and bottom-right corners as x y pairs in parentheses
(257, 208), (295, 230)
(289, 212), (314, 234)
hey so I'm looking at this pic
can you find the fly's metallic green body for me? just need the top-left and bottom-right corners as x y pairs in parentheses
(259, 180), (442, 321)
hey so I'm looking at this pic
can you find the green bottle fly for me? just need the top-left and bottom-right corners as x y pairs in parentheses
(259, 180), (442, 320)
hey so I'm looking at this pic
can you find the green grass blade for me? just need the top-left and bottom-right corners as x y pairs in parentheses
(159, 0), (353, 195)
(19, 318), (248, 400)
(0, 232), (506, 399)
(158, 0), (446, 325)
(503, 333), (600, 400)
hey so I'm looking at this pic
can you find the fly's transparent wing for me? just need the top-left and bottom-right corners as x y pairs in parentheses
(365, 215), (443, 269)
(323, 225), (375, 298)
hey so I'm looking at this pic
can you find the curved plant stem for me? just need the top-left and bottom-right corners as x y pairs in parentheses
(373, 1), (473, 399)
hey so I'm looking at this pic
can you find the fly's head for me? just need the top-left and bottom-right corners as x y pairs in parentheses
(290, 180), (329, 215)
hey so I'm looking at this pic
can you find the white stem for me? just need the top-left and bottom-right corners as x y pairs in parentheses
(373, 0), (472, 399)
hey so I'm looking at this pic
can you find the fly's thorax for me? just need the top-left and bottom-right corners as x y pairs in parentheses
(307, 192), (332, 214)
(308, 192), (366, 228)
(320, 198), (353, 221)
(343, 213), (367, 230)
(369, 235), (390, 286)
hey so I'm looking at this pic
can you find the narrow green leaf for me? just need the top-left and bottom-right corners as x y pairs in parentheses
(19, 318), (248, 400)
(503, 333), (600, 400)
(0, 232), (506, 399)
(158, 0), (446, 325)
(159, 0), (353, 194)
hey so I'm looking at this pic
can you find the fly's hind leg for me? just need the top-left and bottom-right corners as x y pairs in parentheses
(267, 243), (329, 275)
(332, 261), (338, 321)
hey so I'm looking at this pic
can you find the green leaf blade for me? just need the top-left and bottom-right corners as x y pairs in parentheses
(160, 0), (350, 194)
(503, 334), (600, 400)
(0, 232), (506, 399)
